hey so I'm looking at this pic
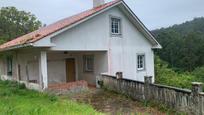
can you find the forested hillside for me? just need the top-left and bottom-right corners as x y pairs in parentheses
(153, 17), (204, 89)
(153, 17), (204, 72)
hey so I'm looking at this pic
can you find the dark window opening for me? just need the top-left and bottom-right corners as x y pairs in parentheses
(7, 56), (13, 76)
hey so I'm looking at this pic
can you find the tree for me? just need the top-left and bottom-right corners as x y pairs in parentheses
(0, 7), (42, 44)
(153, 17), (204, 72)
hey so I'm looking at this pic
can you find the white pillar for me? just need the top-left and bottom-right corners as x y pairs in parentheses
(39, 51), (48, 90)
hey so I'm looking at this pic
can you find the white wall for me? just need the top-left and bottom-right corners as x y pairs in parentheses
(107, 8), (155, 82)
(77, 52), (108, 85)
(47, 51), (108, 85)
(0, 50), (108, 85)
(46, 6), (155, 82)
(17, 51), (40, 83)
(47, 60), (66, 84)
(47, 52), (69, 84)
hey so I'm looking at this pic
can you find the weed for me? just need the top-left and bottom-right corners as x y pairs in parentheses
(0, 80), (101, 115)
(49, 94), (58, 102)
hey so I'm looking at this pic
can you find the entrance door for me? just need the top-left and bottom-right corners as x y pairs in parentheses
(66, 58), (76, 82)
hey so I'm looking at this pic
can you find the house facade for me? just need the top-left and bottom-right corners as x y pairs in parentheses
(0, 0), (161, 90)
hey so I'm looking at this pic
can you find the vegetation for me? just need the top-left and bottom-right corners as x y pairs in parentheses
(153, 17), (204, 90)
(153, 17), (204, 72)
(0, 7), (42, 44)
(0, 80), (101, 115)
(155, 56), (196, 89)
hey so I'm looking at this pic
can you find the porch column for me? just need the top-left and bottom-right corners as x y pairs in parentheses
(39, 51), (48, 90)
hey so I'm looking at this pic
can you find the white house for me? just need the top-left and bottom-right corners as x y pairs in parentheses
(0, 0), (161, 90)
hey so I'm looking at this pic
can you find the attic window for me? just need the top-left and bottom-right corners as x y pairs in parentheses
(111, 17), (121, 35)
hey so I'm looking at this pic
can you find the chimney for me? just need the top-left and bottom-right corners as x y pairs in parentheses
(93, 0), (105, 8)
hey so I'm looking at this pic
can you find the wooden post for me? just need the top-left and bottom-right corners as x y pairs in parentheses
(39, 51), (48, 90)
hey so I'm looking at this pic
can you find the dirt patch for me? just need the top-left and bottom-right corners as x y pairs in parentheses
(62, 88), (166, 115)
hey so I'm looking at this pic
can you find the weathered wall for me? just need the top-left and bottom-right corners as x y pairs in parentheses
(101, 74), (204, 115)
(0, 51), (39, 82)
(47, 51), (108, 85)
(17, 50), (40, 83)
(0, 56), (7, 76)
(77, 52), (108, 85)
(0, 50), (108, 86)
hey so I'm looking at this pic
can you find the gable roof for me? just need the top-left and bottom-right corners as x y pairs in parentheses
(0, 0), (121, 50)
(0, 0), (161, 51)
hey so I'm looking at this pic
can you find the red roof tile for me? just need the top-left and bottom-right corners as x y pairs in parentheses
(0, 0), (121, 50)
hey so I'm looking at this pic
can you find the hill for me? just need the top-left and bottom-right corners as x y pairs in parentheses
(152, 17), (204, 72)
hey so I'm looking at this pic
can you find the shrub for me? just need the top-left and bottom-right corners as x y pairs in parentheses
(18, 83), (26, 89)
(192, 66), (204, 82)
(48, 94), (58, 102)
(155, 56), (196, 89)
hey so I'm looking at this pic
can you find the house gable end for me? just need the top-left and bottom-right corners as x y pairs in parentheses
(45, 5), (154, 51)
(33, 1), (161, 50)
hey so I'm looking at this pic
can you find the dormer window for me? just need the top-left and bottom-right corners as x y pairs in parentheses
(111, 17), (121, 35)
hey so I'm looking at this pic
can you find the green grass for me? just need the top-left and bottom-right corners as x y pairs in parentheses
(0, 80), (102, 115)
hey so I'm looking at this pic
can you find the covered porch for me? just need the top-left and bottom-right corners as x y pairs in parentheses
(16, 50), (108, 90)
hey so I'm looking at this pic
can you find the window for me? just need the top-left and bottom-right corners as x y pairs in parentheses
(137, 54), (145, 71)
(7, 56), (13, 76)
(83, 55), (94, 72)
(111, 17), (121, 35)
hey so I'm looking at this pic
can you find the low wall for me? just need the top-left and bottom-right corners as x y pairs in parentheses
(19, 81), (42, 92)
(0, 75), (13, 81)
(100, 74), (204, 115)
(1, 75), (42, 91)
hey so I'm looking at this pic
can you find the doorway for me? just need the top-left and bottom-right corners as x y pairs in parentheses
(66, 58), (76, 82)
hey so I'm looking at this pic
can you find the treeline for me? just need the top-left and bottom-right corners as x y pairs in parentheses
(153, 17), (204, 72)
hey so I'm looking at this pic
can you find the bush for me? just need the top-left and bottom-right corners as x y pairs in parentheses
(18, 83), (26, 89)
(192, 66), (204, 82)
(155, 56), (196, 89)
(48, 94), (58, 102)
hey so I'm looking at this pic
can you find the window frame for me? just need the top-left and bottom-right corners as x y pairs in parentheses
(6, 56), (13, 76)
(110, 15), (122, 37)
(137, 54), (145, 71)
(83, 55), (94, 73)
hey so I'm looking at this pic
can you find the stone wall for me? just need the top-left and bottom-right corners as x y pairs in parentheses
(100, 74), (204, 115)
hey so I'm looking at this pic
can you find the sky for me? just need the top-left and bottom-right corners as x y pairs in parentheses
(0, 0), (204, 30)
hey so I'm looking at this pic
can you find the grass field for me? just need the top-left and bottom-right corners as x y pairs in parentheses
(0, 80), (102, 115)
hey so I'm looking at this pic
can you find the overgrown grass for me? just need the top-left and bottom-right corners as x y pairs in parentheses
(0, 80), (102, 115)
(142, 100), (187, 115)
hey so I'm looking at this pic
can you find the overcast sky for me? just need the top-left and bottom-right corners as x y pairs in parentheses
(0, 0), (204, 30)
